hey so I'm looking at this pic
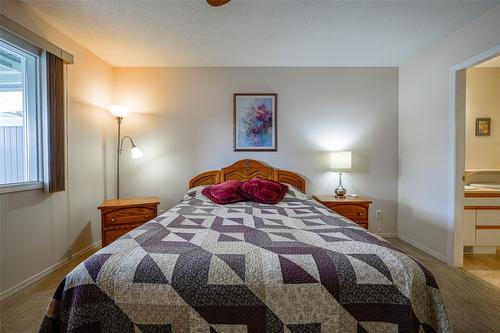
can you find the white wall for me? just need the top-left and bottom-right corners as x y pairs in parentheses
(465, 68), (500, 170)
(398, 4), (500, 262)
(0, 2), (115, 297)
(114, 67), (399, 235)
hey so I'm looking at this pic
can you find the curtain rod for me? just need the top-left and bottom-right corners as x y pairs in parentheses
(0, 14), (74, 64)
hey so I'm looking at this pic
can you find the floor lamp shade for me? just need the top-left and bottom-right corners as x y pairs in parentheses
(108, 104), (130, 118)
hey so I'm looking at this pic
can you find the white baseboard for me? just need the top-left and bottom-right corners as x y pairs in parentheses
(397, 234), (448, 263)
(0, 241), (101, 302)
(376, 233), (397, 237)
(70, 240), (102, 260)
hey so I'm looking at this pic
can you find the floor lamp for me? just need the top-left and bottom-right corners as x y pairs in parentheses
(108, 105), (143, 199)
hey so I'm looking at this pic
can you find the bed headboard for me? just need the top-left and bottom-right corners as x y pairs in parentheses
(189, 159), (306, 192)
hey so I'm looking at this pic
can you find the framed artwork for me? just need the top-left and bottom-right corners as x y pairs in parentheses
(476, 118), (491, 136)
(234, 93), (277, 151)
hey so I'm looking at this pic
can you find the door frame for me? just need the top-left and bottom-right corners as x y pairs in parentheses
(448, 44), (500, 267)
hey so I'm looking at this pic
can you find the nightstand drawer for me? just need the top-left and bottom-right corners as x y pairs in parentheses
(103, 226), (137, 245)
(329, 204), (368, 222)
(103, 207), (156, 226)
(313, 195), (371, 230)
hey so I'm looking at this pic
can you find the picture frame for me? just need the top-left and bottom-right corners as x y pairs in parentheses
(476, 118), (491, 136)
(233, 93), (277, 151)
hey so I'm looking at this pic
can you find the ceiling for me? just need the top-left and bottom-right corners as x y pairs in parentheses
(475, 55), (500, 67)
(22, 0), (499, 67)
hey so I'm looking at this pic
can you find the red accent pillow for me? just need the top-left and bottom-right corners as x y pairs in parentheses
(202, 180), (246, 205)
(239, 178), (289, 204)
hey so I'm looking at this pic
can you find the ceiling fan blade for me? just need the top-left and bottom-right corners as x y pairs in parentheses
(207, 0), (231, 7)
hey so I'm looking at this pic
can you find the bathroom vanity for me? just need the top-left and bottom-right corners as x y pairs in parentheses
(464, 185), (500, 254)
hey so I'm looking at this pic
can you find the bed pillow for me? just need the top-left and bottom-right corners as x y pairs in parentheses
(239, 177), (289, 204)
(202, 180), (246, 205)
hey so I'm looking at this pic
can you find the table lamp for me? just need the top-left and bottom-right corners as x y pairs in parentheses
(330, 151), (352, 198)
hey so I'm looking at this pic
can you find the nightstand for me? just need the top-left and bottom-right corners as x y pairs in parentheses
(313, 195), (372, 229)
(98, 197), (160, 246)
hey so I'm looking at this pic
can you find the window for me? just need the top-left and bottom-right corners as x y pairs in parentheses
(0, 38), (42, 190)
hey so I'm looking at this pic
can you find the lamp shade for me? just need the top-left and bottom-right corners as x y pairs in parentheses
(108, 105), (130, 118)
(131, 146), (143, 159)
(330, 151), (352, 171)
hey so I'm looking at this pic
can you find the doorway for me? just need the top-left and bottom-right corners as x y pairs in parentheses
(451, 46), (500, 288)
(462, 57), (500, 287)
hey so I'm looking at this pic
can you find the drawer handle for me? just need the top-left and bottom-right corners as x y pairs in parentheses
(111, 218), (115, 222)
(358, 213), (363, 216)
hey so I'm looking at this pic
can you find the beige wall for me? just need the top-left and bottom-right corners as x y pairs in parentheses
(465, 68), (500, 170)
(0, 2), (116, 297)
(398, 4), (500, 262)
(114, 67), (399, 235)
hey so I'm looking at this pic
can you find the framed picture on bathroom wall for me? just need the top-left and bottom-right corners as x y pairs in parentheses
(476, 117), (491, 136)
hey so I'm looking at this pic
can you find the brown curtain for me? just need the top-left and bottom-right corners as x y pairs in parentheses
(47, 52), (65, 193)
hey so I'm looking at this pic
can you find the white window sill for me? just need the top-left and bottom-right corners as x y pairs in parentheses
(0, 182), (44, 194)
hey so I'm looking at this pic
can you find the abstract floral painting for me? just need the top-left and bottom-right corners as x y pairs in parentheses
(234, 94), (277, 151)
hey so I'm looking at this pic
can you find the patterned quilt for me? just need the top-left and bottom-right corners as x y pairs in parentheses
(39, 186), (450, 333)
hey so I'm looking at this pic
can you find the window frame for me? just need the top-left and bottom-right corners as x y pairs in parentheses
(0, 31), (44, 193)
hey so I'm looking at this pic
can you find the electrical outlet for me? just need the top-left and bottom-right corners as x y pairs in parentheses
(375, 210), (383, 220)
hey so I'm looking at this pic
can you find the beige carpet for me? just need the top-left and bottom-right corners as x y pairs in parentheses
(0, 249), (97, 333)
(1, 239), (500, 333)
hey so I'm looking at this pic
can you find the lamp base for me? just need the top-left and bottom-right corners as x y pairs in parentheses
(335, 172), (347, 198)
(335, 186), (347, 198)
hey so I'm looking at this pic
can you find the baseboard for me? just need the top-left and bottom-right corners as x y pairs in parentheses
(397, 234), (448, 263)
(70, 240), (102, 260)
(0, 241), (101, 301)
(376, 233), (397, 237)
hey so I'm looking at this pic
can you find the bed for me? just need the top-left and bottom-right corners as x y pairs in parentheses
(39, 160), (450, 332)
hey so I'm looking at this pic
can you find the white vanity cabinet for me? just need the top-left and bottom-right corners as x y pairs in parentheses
(463, 193), (500, 254)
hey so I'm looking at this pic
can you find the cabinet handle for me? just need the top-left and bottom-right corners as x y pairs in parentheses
(111, 218), (115, 222)
(358, 213), (363, 216)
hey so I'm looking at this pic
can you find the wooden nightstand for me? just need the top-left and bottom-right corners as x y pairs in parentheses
(313, 195), (372, 229)
(98, 197), (160, 246)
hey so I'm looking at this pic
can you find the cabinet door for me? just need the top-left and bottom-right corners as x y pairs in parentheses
(463, 209), (476, 246)
(476, 210), (500, 227)
(476, 229), (500, 246)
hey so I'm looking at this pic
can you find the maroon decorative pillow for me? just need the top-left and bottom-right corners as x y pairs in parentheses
(202, 180), (246, 205)
(239, 178), (289, 204)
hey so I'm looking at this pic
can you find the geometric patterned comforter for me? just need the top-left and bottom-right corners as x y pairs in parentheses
(39, 186), (450, 333)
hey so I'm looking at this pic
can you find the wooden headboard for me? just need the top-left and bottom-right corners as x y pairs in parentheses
(189, 159), (306, 192)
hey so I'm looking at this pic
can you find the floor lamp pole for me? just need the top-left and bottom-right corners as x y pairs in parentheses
(116, 117), (122, 199)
